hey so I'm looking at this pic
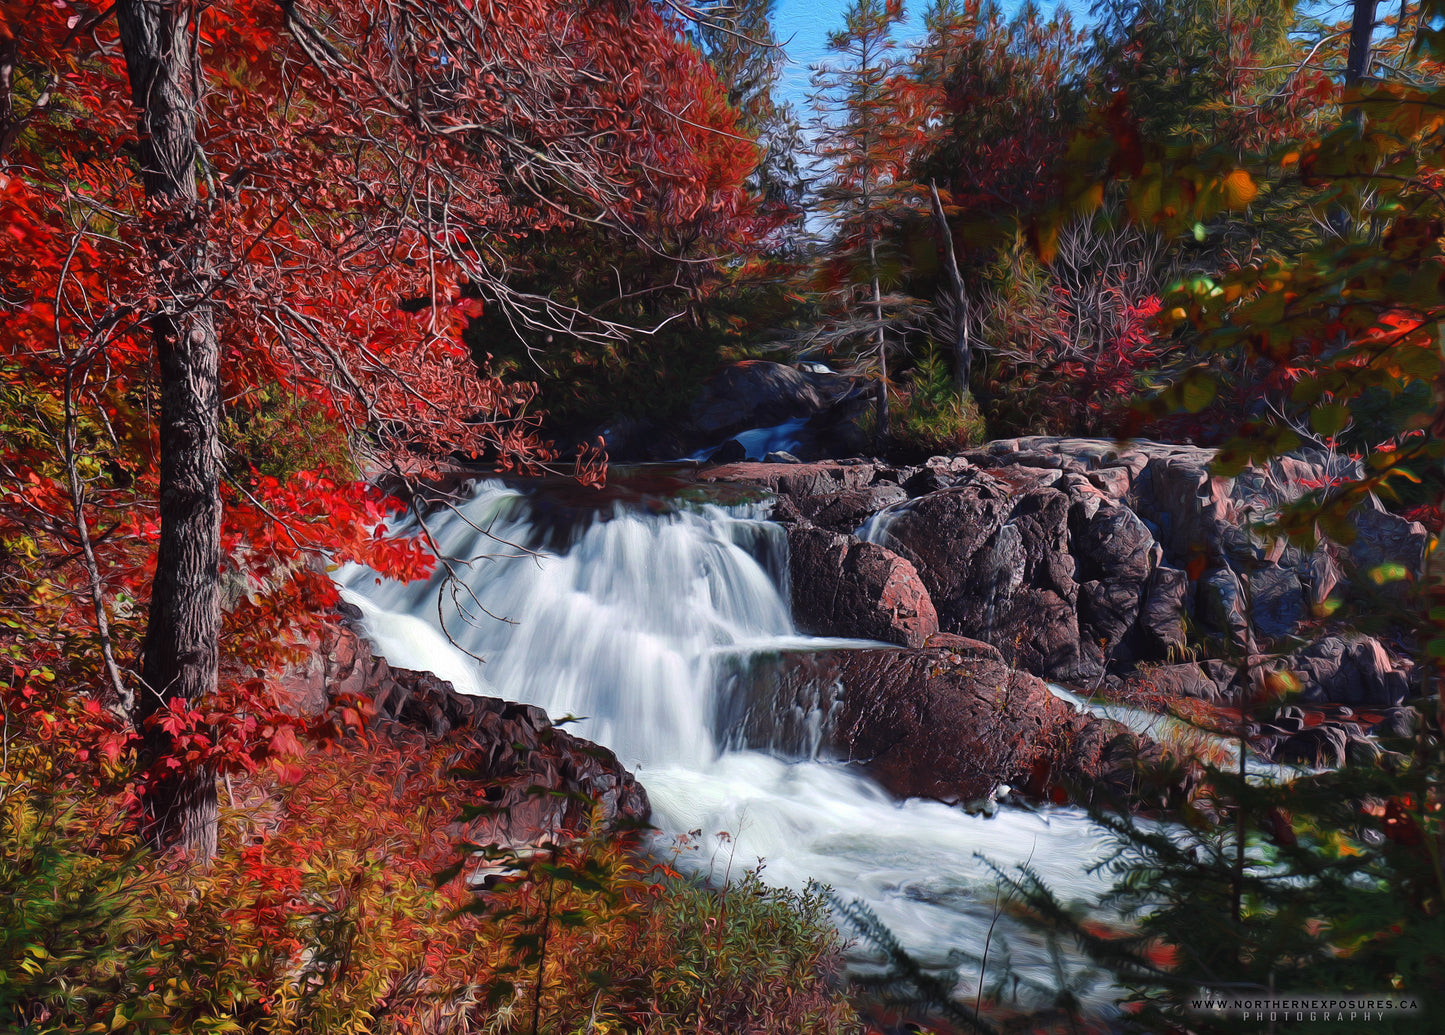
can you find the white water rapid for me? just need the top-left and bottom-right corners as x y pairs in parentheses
(337, 479), (1121, 1003)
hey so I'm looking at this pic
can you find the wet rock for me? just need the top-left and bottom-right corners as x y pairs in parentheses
(689, 361), (834, 440)
(792, 484), (908, 534)
(279, 621), (650, 847)
(698, 459), (883, 497)
(764, 450), (802, 464)
(686, 361), (871, 457)
(787, 527), (938, 647)
(711, 438), (747, 464)
(725, 647), (1124, 803)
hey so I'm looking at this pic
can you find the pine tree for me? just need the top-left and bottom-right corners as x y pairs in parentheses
(808, 0), (921, 448)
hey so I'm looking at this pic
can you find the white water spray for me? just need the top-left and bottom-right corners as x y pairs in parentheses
(338, 479), (1121, 1000)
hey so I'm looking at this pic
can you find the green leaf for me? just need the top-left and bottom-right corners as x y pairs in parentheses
(1180, 374), (1216, 413)
(1309, 403), (1349, 437)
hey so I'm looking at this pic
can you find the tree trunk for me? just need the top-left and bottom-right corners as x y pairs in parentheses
(928, 182), (972, 396)
(117, 0), (222, 861)
(868, 237), (889, 451)
(1346, 0), (1378, 86)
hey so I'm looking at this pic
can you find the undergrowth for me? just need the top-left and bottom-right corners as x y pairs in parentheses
(0, 677), (860, 1034)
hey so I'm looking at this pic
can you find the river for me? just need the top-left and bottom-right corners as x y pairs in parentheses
(337, 475), (1126, 1006)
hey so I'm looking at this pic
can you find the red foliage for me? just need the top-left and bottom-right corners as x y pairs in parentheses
(1, 0), (763, 810)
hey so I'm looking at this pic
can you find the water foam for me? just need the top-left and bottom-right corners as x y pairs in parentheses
(338, 479), (1120, 1003)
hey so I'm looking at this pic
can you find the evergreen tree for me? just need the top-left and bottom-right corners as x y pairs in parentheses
(808, 0), (920, 447)
(691, 0), (809, 226)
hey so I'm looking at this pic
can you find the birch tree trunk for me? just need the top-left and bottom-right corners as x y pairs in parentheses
(928, 181), (972, 396)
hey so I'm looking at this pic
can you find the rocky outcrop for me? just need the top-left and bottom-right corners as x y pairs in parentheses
(875, 479), (1091, 682)
(700, 438), (1426, 713)
(276, 614), (649, 849)
(699, 458), (887, 498)
(787, 527), (938, 647)
(719, 642), (1154, 804)
(1286, 635), (1411, 708)
(685, 360), (873, 460)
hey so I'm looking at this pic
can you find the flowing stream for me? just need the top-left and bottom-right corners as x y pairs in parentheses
(337, 478), (1125, 1003)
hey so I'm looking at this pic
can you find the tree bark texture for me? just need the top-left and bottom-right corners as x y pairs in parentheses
(1346, 0), (1378, 85)
(868, 238), (889, 449)
(927, 182), (972, 396)
(117, 0), (222, 861)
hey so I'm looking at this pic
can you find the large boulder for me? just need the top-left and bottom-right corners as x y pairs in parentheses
(790, 484), (909, 534)
(1287, 635), (1411, 708)
(720, 643), (1136, 803)
(700, 436), (1422, 703)
(1070, 496), (1158, 668)
(787, 527), (938, 647)
(687, 361), (871, 456)
(1136, 565), (1193, 659)
(280, 617), (650, 848)
(866, 478), (1092, 682)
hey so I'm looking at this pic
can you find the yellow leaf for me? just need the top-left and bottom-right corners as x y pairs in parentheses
(1222, 169), (1258, 207)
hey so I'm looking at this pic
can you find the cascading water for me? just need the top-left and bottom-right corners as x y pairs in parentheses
(338, 479), (1121, 1002)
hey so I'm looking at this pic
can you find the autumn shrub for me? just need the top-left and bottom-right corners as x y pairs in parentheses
(0, 780), (141, 1032)
(639, 869), (860, 1034)
(892, 345), (989, 455)
(980, 218), (1173, 439)
(448, 831), (860, 1035)
(0, 673), (863, 1035)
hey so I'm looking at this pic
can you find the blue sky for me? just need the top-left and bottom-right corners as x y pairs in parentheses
(772, 0), (1092, 117)
(771, 0), (1369, 119)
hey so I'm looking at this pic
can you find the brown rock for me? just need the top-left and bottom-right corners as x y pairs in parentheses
(877, 479), (1091, 682)
(722, 646), (1141, 804)
(787, 527), (938, 647)
(698, 459), (881, 498)
(793, 484), (908, 533)
(276, 621), (650, 848)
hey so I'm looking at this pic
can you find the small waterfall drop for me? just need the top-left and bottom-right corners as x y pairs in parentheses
(338, 478), (1120, 1001)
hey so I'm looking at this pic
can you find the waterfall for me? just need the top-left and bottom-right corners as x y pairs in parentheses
(337, 478), (1120, 1000)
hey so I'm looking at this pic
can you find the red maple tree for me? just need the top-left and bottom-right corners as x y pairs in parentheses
(1, 0), (761, 856)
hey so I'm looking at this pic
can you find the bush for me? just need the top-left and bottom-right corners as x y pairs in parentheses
(0, 781), (140, 1032)
(892, 345), (989, 455)
(0, 678), (862, 1035)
